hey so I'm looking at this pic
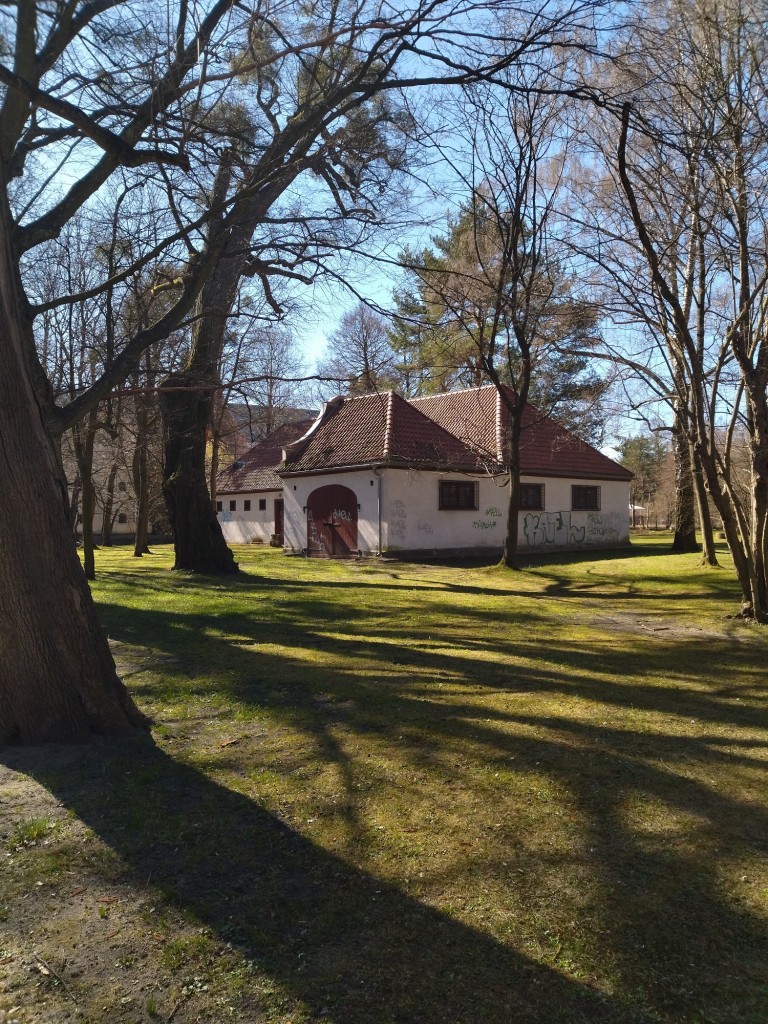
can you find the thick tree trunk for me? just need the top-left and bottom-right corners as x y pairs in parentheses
(0, 211), (147, 744)
(671, 422), (699, 552)
(160, 370), (238, 574)
(158, 163), (260, 574)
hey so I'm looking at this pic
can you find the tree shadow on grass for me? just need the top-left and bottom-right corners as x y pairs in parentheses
(5, 739), (650, 1024)
(95, 598), (768, 1020)
(14, 559), (762, 1023)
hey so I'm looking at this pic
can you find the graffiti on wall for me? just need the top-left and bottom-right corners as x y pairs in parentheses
(523, 510), (623, 548)
(523, 511), (584, 546)
(417, 520), (434, 535)
(586, 511), (620, 544)
(389, 499), (407, 541)
(473, 506), (502, 531)
(307, 511), (326, 551)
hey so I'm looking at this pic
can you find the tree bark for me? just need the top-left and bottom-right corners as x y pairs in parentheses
(0, 198), (147, 744)
(501, 415), (523, 568)
(670, 419), (699, 552)
(160, 369), (238, 574)
(693, 448), (718, 567)
(72, 409), (98, 580)
(101, 460), (118, 546)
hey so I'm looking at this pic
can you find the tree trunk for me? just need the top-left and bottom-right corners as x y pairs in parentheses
(671, 420), (699, 552)
(101, 460), (118, 546)
(69, 474), (81, 535)
(692, 448), (718, 567)
(133, 434), (151, 557)
(160, 370), (238, 574)
(0, 204), (147, 744)
(72, 410), (98, 580)
(80, 470), (97, 579)
(132, 368), (152, 557)
(158, 164), (261, 574)
(209, 420), (221, 509)
(501, 423), (522, 569)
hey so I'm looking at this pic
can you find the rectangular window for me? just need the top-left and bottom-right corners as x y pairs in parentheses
(439, 480), (479, 510)
(216, 501), (222, 512)
(258, 498), (267, 511)
(117, 512), (128, 524)
(229, 499), (237, 512)
(520, 483), (544, 511)
(572, 485), (600, 511)
(244, 500), (251, 512)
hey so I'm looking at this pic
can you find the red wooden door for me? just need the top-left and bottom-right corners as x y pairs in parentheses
(306, 484), (358, 556)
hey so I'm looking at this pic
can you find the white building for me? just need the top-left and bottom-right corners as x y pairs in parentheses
(218, 386), (632, 558)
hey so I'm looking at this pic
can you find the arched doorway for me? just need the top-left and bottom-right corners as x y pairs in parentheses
(306, 484), (358, 557)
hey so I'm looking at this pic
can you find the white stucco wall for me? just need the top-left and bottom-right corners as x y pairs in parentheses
(516, 477), (630, 552)
(282, 468), (630, 556)
(218, 489), (283, 544)
(381, 469), (507, 552)
(282, 470), (381, 554)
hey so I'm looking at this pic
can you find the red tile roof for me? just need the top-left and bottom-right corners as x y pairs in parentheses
(282, 392), (488, 473)
(413, 385), (632, 481)
(217, 419), (316, 493)
(221, 386), (632, 489)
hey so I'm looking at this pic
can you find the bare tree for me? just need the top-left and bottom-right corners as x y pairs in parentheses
(576, 0), (768, 617)
(396, 67), (597, 567)
(0, 0), (606, 742)
(317, 303), (396, 398)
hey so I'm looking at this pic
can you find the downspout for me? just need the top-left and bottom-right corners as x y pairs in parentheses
(373, 466), (383, 555)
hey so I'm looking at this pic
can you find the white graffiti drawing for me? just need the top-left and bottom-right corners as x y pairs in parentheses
(523, 511), (586, 547)
(307, 512), (326, 550)
(333, 508), (353, 522)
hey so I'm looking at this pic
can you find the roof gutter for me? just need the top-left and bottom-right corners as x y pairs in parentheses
(373, 465), (383, 556)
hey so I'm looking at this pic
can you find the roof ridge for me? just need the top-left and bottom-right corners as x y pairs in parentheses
(383, 391), (394, 459)
(411, 383), (497, 403)
(496, 389), (503, 461)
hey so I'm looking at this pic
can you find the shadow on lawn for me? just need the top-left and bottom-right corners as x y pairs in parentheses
(8, 740), (644, 1024)
(10, 565), (767, 1023)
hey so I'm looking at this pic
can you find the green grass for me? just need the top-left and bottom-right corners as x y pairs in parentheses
(8, 536), (768, 1023)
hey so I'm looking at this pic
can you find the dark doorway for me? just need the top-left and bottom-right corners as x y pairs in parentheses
(274, 498), (284, 543)
(306, 484), (358, 556)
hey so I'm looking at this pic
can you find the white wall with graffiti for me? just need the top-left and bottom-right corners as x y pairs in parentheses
(380, 470), (629, 553)
(217, 489), (282, 544)
(282, 470), (380, 554)
(278, 468), (630, 556)
(518, 475), (629, 551)
(380, 469), (504, 552)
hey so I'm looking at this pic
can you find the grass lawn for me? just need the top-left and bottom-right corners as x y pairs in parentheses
(1, 536), (767, 1023)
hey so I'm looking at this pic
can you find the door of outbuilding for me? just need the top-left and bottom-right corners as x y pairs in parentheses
(274, 498), (284, 542)
(306, 484), (358, 556)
